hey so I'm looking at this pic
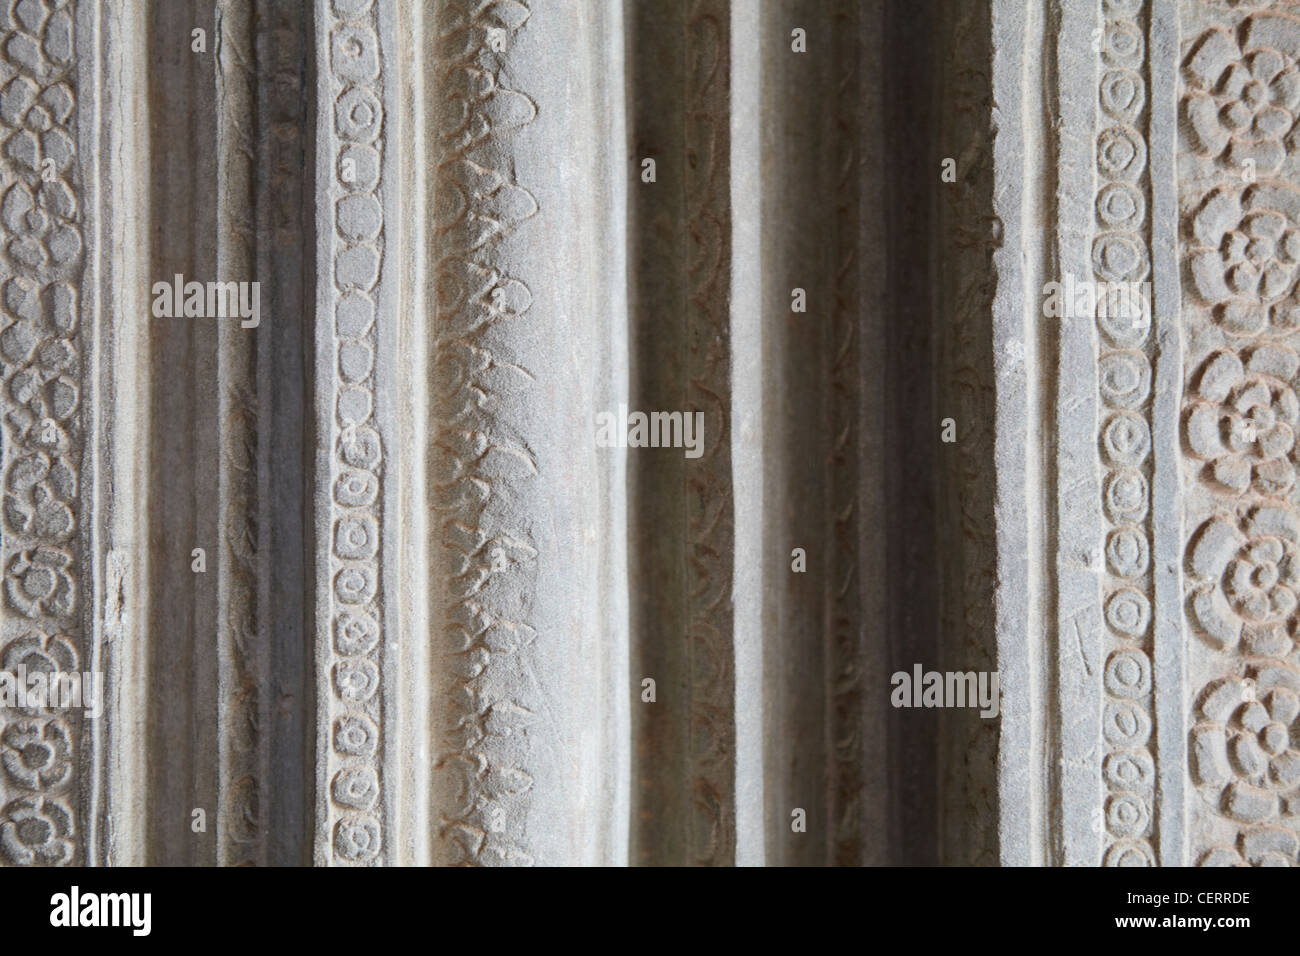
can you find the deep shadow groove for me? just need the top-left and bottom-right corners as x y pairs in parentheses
(885, 0), (940, 866)
(257, 0), (313, 866)
(145, 0), (219, 866)
(933, 0), (1000, 866)
(625, 0), (690, 866)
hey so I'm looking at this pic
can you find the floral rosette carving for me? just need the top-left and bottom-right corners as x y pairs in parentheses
(4, 546), (72, 618)
(0, 793), (70, 865)
(0, 718), (69, 789)
(1188, 185), (1300, 336)
(1183, 5), (1300, 872)
(1191, 663), (1300, 850)
(1184, 13), (1300, 176)
(0, 73), (75, 177)
(0, 1), (72, 82)
(0, 180), (79, 270)
(1200, 826), (1298, 866)
(1185, 346), (1300, 496)
(0, 629), (76, 715)
(0, 0), (83, 865)
(0, 0), (82, 629)
(1188, 506), (1300, 657)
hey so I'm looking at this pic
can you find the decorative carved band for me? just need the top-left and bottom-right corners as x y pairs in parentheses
(0, 0), (85, 867)
(322, 0), (386, 865)
(430, 0), (540, 866)
(1182, 2), (1300, 867)
(1094, 0), (1158, 868)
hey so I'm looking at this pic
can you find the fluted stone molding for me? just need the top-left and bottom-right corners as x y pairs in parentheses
(418, 0), (629, 868)
(627, 0), (746, 867)
(13, 0), (1235, 868)
(0, 0), (314, 866)
(312, 0), (630, 866)
(994, 0), (1174, 868)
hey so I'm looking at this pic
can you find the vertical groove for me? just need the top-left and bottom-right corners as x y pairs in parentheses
(91, 0), (151, 868)
(255, 0), (313, 867)
(761, 0), (829, 867)
(1148, 0), (1184, 869)
(991, 0), (1037, 866)
(683, 0), (736, 867)
(81, 0), (106, 867)
(627, 0), (691, 867)
(144, 0), (220, 867)
(824, 0), (864, 867)
(214, 0), (262, 868)
(1055, 0), (1102, 868)
(854, 0), (891, 866)
(883, 0), (939, 866)
(391, 0), (429, 870)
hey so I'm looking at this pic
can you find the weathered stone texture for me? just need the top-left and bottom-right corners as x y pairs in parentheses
(994, 0), (1300, 868)
(1179, 0), (1300, 868)
(0, 0), (88, 866)
(33, 0), (1300, 868)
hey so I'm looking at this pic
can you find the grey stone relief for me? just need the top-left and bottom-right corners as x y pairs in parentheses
(0, 0), (1294, 868)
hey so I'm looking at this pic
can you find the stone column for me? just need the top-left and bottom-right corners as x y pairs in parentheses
(29, 0), (1300, 870)
(312, 0), (630, 866)
(419, 0), (630, 867)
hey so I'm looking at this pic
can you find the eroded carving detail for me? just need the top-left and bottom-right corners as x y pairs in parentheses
(684, 0), (735, 866)
(1097, 0), (1157, 866)
(1185, 346), (1300, 497)
(827, 1), (863, 865)
(325, 0), (385, 865)
(431, 0), (540, 866)
(0, 0), (82, 867)
(1185, 15), (1300, 176)
(1183, 2), (1300, 867)
(216, 0), (262, 867)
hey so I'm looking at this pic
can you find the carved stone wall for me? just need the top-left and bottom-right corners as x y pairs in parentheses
(10, 0), (1293, 869)
(1179, 1), (1300, 868)
(994, 0), (1300, 867)
(0, 0), (87, 866)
